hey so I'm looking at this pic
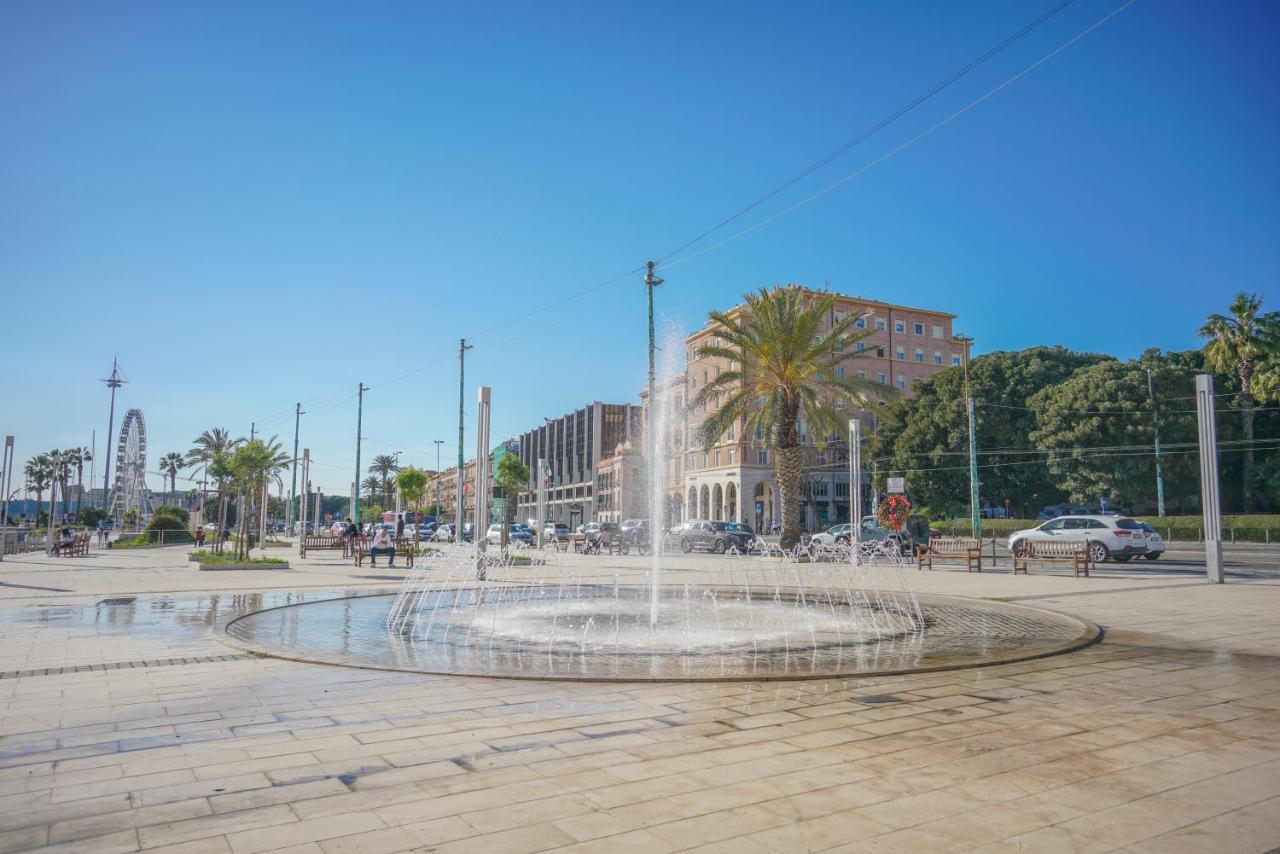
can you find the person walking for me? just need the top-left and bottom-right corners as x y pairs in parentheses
(195, 527), (205, 548)
(342, 517), (358, 558)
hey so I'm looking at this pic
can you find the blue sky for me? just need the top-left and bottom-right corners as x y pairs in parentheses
(2, 0), (1277, 495)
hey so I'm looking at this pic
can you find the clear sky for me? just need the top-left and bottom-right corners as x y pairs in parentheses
(2, 0), (1277, 496)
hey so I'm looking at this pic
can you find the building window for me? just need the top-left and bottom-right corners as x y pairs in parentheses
(952, 354), (962, 367)
(933, 324), (943, 339)
(702, 452), (708, 468)
(836, 366), (845, 379)
(755, 425), (764, 441)
(728, 449), (735, 464)
(875, 318), (886, 331)
(915, 349), (924, 363)
(877, 372), (887, 384)
(855, 316), (866, 329)
(855, 341), (866, 353)
(914, 322), (923, 336)
(895, 346), (905, 360)
(857, 370), (867, 380)
(757, 450), (769, 465)
(894, 320), (905, 333)
(896, 376), (907, 390)
(876, 347), (885, 358)
(933, 352), (942, 365)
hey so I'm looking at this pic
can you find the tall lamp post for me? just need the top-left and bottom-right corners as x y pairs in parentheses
(953, 334), (978, 539)
(433, 440), (443, 517)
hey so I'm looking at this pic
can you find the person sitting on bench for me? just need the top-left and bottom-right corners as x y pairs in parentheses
(369, 527), (396, 567)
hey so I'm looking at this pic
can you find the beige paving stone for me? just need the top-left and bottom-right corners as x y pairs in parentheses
(137, 804), (298, 849)
(224, 812), (385, 854)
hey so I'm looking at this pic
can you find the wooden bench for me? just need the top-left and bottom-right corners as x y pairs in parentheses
(53, 532), (90, 556)
(1012, 540), (1091, 577)
(916, 537), (982, 572)
(299, 534), (346, 558)
(353, 537), (415, 567)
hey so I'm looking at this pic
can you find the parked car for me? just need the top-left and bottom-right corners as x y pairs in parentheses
(859, 516), (910, 554)
(810, 523), (854, 547)
(676, 520), (755, 554)
(1136, 521), (1164, 560)
(619, 521), (652, 554)
(485, 523), (533, 546)
(1008, 515), (1148, 563)
(430, 523), (455, 542)
(543, 522), (570, 542)
(620, 519), (647, 535)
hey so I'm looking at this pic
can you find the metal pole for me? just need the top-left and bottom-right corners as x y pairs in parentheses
(475, 386), (491, 557)
(1195, 374), (1224, 583)
(353, 383), (366, 524)
(1146, 367), (1166, 517)
(0, 436), (12, 560)
(954, 334), (979, 539)
(433, 440), (443, 517)
(645, 262), (664, 461)
(848, 419), (861, 562)
(100, 358), (125, 511)
(289, 402), (302, 531)
(394, 451), (402, 515)
(456, 339), (472, 539)
(299, 449), (309, 539)
(536, 457), (547, 549)
(46, 452), (60, 553)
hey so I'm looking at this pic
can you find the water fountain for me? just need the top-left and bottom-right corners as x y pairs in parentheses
(223, 326), (1098, 681)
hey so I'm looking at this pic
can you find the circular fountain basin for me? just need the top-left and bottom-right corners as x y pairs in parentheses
(221, 587), (1099, 682)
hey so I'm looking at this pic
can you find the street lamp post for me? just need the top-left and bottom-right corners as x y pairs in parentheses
(1145, 366), (1166, 517)
(954, 334), (979, 538)
(433, 440), (443, 518)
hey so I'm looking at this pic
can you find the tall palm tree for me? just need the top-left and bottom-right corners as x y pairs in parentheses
(360, 477), (382, 507)
(186, 428), (244, 550)
(1199, 291), (1280, 511)
(691, 286), (878, 549)
(159, 452), (185, 507)
(47, 450), (72, 523)
(23, 454), (52, 524)
(369, 454), (400, 507)
(67, 446), (92, 518)
(228, 436), (291, 560)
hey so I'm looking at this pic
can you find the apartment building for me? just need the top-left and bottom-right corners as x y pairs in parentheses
(514, 402), (640, 528)
(638, 375), (690, 528)
(683, 286), (967, 531)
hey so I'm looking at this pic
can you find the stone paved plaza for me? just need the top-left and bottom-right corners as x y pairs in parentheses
(0, 545), (1277, 853)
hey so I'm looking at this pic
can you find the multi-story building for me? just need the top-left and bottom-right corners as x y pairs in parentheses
(683, 286), (967, 532)
(515, 402), (640, 529)
(593, 440), (645, 524)
(426, 459), (477, 524)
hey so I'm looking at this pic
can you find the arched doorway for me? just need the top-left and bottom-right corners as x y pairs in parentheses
(712, 484), (723, 521)
(725, 483), (738, 522)
(699, 485), (710, 520)
(687, 486), (697, 522)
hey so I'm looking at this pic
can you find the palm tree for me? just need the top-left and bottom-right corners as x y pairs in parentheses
(186, 428), (244, 550)
(360, 476), (382, 509)
(228, 437), (291, 560)
(691, 286), (878, 549)
(159, 452), (185, 507)
(66, 447), (92, 518)
(1199, 292), (1280, 511)
(369, 454), (400, 507)
(23, 454), (52, 524)
(46, 450), (72, 523)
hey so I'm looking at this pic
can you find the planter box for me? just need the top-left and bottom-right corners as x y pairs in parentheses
(197, 561), (290, 571)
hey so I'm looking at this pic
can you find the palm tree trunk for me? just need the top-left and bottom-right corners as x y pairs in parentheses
(75, 464), (84, 519)
(775, 446), (805, 550)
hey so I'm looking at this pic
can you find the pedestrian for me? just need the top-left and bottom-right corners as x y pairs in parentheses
(368, 526), (396, 567)
(343, 517), (358, 558)
(195, 527), (205, 548)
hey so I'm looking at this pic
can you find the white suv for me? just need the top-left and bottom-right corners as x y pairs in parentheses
(1008, 515), (1148, 563)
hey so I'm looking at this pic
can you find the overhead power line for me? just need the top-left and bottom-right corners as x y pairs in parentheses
(656, 0), (1077, 263)
(659, 0), (1141, 272)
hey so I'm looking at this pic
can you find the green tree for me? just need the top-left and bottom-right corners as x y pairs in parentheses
(360, 477), (382, 507)
(186, 428), (243, 551)
(871, 346), (1109, 518)
(368, 455), (400, 507)
(159, 452), (185, 507)
(492, 455), (530, 547)
(77, 506), (108, 528)
(395, 467), (428, 509)
(1028, 358), (1199, 511)
(227, 438), (290, 560)
(23, 454), (52, 524)
(692, 286), (876, 549)
(1199, 292), (1280, 511)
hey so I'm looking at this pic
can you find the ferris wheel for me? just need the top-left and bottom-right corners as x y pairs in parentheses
(110, 408), (150, 522)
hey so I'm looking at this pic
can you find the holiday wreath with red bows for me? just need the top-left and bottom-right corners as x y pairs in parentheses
(875, 494), (912, 532)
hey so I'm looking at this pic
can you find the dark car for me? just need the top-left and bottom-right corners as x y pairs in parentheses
(677, 520), (755, 554)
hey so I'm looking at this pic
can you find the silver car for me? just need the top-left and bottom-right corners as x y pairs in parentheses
(1008, 515), (1148, 563)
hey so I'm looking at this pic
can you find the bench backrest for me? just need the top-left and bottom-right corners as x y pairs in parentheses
(931, 537), (979, 554)
(1028, 539), (1087, 557)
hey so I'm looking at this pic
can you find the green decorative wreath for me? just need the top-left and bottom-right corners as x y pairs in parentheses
(876, 494), (912, 531)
